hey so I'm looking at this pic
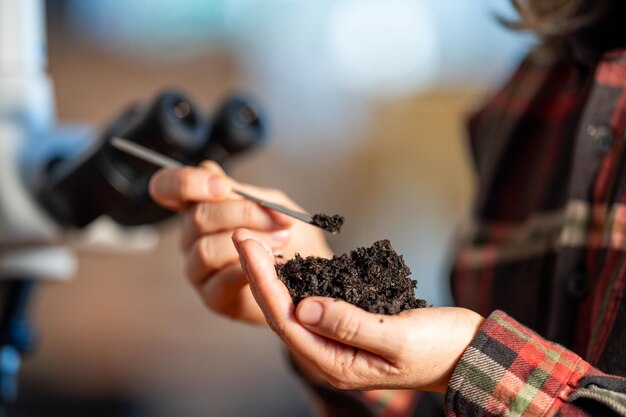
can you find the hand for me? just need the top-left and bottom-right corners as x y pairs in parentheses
(232, 229), (484, 392)
(149, 161), (333, 325)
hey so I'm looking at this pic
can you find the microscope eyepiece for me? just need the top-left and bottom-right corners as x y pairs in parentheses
(38, 90), (267, 227)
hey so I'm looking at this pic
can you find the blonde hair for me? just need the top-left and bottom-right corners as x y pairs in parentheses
(508, 0), (614, 43)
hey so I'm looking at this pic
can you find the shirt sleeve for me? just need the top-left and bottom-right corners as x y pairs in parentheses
(445, 310), (626, 417)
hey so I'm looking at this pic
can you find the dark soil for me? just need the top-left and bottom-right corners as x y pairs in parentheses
(310, 213), (344, 234)
(276, 240), (429, 315)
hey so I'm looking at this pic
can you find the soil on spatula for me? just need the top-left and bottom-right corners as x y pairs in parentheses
(310, 213), (344, 234)
(276, 240), (429, 315)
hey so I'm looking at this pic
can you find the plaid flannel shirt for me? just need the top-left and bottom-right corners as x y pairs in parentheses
(296, 47), (626, 416)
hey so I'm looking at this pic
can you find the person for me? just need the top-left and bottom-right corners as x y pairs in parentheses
(149, 1), (626, 415)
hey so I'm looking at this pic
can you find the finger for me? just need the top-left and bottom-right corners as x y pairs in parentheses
(186, 232), (238, 286)
(232, 229), (393, 386)
(185, 230), (292, 284)
(231, 229), (292, 328)
(296, 298), (402, 359)
(149, 167), (232, 210)
(197, 264), (265, 324)
(228, 183), (298, 226)
(181, 200), (291, 249)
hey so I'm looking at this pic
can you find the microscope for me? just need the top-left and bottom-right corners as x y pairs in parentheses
(0, 0), (266, 413)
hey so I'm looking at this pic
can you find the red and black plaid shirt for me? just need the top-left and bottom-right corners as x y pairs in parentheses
(297, 47), (626, 416)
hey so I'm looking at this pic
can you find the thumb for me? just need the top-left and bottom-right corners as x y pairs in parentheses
(149, 167), (232, 210)
(296, 297), (401, 359)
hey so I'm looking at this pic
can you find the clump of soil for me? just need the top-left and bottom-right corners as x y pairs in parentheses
(310, 213), (344, 234)
(276, 240), (429, 315)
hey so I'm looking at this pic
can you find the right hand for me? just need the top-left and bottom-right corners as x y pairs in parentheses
(149, 161), (333, 325)
(232, 230), (484, 392)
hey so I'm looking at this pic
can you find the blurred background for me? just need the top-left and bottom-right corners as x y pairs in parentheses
(12, 0), (533, 415)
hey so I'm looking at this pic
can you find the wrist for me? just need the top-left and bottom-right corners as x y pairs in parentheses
(435, 309), (485, 392)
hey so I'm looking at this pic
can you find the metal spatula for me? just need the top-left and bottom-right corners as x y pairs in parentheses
(110, 137), (315, 225)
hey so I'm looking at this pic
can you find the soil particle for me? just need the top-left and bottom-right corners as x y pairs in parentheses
(310, 213), (344, 234)
(276, 240), (429, 315)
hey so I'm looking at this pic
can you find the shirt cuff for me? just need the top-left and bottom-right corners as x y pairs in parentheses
(444, 310), (591, 416)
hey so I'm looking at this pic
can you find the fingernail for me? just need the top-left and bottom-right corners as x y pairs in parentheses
(298, 301), (323, 326)
(209, 177), (226, 196)
(202, 161), (225, 174)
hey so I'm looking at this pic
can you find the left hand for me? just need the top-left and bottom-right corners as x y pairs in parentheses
(232, 229), (485, 393)
(148, 161), (332, 325)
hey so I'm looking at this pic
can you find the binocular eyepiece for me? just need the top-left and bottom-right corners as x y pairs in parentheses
(39, 90), (267, 227)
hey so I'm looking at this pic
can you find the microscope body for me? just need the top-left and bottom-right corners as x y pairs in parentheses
(1, 0), (266, 254)
(0, 0), (267, 408)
